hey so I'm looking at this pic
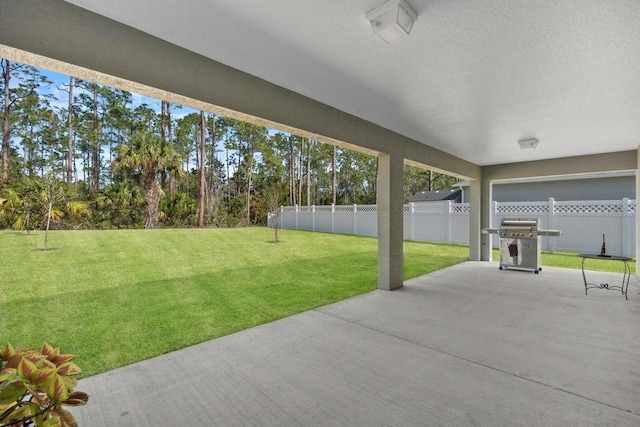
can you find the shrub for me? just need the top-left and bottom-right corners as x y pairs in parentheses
(0, 343), (88, 427)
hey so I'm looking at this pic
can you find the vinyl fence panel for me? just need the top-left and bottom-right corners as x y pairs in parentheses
(269, 199), (636, 257)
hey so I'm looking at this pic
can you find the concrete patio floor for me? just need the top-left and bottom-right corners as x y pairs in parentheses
(74, 261), (640, 426)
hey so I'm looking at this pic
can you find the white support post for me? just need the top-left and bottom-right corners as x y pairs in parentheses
(353, 204), (358, 235)
(331, 204), (335, 233)
(446, 201), (452, 243)
(491, 200), (498, 251)
(622, 198), (630, 257)
(295, 205), (299, 230)
(410, 202), (415, 241)
(548, 198), (555, 253)
(312, 205), (316, 231)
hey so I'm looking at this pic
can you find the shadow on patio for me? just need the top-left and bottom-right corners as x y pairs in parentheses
(74, 262), (640, 426)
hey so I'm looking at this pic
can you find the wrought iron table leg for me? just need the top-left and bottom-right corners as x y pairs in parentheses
(582, 257), (588, 295)
(582, 256), (631, 300)
(622, 260), (630, 300)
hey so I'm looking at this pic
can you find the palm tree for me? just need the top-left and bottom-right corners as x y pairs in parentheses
(112, 132), (183, 229)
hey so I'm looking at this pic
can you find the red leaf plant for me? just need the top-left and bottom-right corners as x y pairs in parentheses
(0, 342), (89, 427)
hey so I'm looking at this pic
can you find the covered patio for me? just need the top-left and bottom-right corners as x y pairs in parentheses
(1, 1), (639, 424)
(2, 0), (639, 291)
(74, 262), (640, 425)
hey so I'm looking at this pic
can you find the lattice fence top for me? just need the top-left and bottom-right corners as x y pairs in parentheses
(412, 205), (446, 214)
(555, 201), (623, 215)
(452, 204), (470, 214)
(358, 205), (378, 213)
(278, 200), (636, 217)
(497, 203), (549, 214)
(629, 201), (637, 214)
(314, 206), (333, 212)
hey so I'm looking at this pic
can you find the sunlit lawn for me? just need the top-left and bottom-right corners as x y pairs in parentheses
(1, 228), (632, 378)
(1, 228), (470, 377)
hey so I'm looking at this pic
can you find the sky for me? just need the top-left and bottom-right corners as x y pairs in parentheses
(39, 68), (196, 119)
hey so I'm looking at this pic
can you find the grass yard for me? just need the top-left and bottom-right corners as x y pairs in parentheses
(1, 228), (469, 377)
(1, 228), (632, 378)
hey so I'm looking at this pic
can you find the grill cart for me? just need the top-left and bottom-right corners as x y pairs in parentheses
(484, 218), (562, 273)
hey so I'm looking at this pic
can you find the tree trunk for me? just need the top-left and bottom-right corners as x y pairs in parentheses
(297, 137), (303, 206)
(306, 139), (311, 206)
(167, 101), (174, 195)
(331, 145), (337, 206)
(374, 157), (379, 202)
(208, 115), (216, 184)
(207, 115), (217, 224)
(160, 100), (167, 189)
(2, 59), (10, 183)
(225, 145), (230, 205)
(289, 135), (296, 206)
(91, 82), (99, 192)
(66, 76), (74, 186)
(246, 140), (254, 224)
(197, 110), (206, 227)
(144, 173), (160, 229)
(44, 200), (53, 250)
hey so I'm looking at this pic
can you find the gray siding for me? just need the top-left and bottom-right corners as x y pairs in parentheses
(460, 176), (635, 203)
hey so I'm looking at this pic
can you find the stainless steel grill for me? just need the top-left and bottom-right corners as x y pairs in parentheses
(484, 218), (561, 274)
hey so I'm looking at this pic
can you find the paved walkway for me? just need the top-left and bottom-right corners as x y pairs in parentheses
(74, 262), (640, 426)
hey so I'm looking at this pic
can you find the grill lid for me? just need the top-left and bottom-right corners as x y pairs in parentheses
(501, 219), (538, 228)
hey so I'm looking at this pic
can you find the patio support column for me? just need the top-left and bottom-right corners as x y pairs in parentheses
(469, 178), (482, 261)
(635, 146), (640, 274)
(378, 152), (404, 290)
(480, 174), (493, 261)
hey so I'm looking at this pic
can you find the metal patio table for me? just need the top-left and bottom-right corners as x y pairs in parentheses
(579, 254), (633, 300)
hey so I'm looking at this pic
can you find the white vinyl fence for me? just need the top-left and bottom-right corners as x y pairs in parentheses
(269, 198), (637, 257)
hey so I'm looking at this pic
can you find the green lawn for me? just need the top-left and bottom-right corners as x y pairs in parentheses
(1, 228), (632, 378)
(1, 228), (470, 377)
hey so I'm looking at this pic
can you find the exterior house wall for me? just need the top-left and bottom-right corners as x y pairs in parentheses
(459, 175), (635, 203)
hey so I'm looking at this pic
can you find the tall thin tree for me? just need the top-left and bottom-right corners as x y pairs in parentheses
(1, 59), (10, 182)
(91, 82), (100, 192)
(306, 139), (312, 206)
(197, 110), (206, 227)
(65, 76), (74, 185)
(331, 145), (337, 205)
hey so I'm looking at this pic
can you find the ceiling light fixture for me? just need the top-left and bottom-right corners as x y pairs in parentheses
(365, 0), (418, 44)
(518, 138), (539, 150)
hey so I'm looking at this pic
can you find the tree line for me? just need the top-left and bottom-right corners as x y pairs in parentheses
(0, 59), (459, 230)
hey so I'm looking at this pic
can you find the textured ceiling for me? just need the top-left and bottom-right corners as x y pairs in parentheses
(64, 0), (640, 166)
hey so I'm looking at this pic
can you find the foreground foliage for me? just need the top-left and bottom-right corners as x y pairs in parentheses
(0, 343), (88, 427)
